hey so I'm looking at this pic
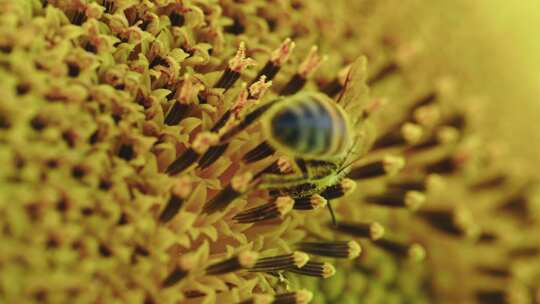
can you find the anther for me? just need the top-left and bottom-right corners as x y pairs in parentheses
(476, 265), (511, 278)
(367, 61), (399, 86)
(288, 261), (336, 278)
(205, 251), (259, 275)
(233, 196), (294, 223)
(159, 176), (192, 223)
(292, 194), (328, 210)
(164, 75), (202, 125)
(280, 46), (326, 96)
(251, 38), (295, 85)
(416, 208), (471, 237)
(424, 155), (461, 175)
(166, 148), (200, 175)
(348, 156), (405, 179)
(475, 290), (507, 304)
(319, 179), (357, 200)
(203, 185), (241, 214)
(243, 141), (276, 163)
(214, 42), (256, 90)
(469, 174), (507, 191)
(296, 240), (361, 259)
(161, 254), (196, 288)
(364, 190), (426, 211)
(372, 123), (422, 150)
(388, 174), (444, 193)
(250, 252), (309, 272)
(331, 221), (385, 240)
(272, 289), (313, 304)
(373, 239), (426, 261)
(408, 92), (438, 115)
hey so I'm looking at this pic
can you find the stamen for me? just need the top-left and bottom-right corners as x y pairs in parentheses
(272, 289), (313, 304)
(214, 42), (256, 90)
(508, 246), (539, 259)
(243, 141), (276, 163)
(476, 266), (511, 278)
(220, 99), (281, 142)
(250, 252), (309, 272)
(367, 61), (399, 86)
(469, 174), (507, 191)
(373, 239), (426, 261)
(166, 148), (200, 175)
(288, 261), (336, 278)
(348, 156), (405, 179)
(497, 192), (529, 218)
(203, 185), (241, 214)
(233, 196), (293, 223)
(205, 251), (259, 275)
(292, 194), (328, 210)
(296, 240), (361, 259)
(159, 176), (192, 223)
(475, 290), (507, 304)
(250, 39), (295, 86)
(424, 155), (460, 175)
(198, 143), (229, 169)
(416, 209), (465, 236)
(164, 75), (202, 125)
(161, 254), (196, 288)
(332, 221), (385, 240)
(239, 294), (275, 304)
(280, 46), (326, 96)
(409, 92), (438, 115)
(388, 174), (444, 192)
(319, 178), (357, 200)
(372, 123), (422, 150)
(364, 190), (426, 211)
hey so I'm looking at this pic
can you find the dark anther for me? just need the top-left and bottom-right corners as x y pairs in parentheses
(367, 62), (399, 86)
(224, 18), (245, 34)
(98, 244), (112, 257)
(118, 144), (135, 161)
(164, 103), (190, 126)
(170, 12), (185, 27)
(67, 62), (80, 77)
(158, 194), (184, 223)
(30, 116), (46, 131)
(166, 148), (200, 175)
(198, 144), (229, 169)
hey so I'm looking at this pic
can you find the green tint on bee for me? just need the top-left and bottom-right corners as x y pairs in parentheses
(262, 92), (352, 161)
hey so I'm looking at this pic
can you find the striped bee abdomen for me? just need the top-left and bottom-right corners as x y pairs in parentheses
(265, 92), (351, 159)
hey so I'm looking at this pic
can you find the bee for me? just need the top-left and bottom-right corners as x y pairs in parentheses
(202, 57), (373, 224)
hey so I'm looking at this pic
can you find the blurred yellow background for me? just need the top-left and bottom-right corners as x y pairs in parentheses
(417, 1), (540, 169)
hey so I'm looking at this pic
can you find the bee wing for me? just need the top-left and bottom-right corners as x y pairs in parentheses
(337, 56), (370, 118)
